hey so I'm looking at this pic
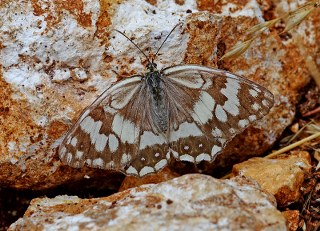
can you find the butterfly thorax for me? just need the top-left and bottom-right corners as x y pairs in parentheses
(144, 62), (168, 133)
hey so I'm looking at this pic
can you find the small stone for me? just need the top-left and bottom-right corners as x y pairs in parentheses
(232, 151), (312, 207)
(282, 210), (301, 231)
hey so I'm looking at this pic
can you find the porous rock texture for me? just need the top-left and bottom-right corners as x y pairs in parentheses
(282, 210), (300, 231)
(9, 174), (287, 231)
(0, 0), (313, 190)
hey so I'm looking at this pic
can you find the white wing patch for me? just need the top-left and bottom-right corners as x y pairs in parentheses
(139, 131), (166, 150)
(252, 102), (261, 111)
(238, 119), (249, 128)
(167, 73), (204, 88)
(179, 154), (194, 162)
(121, 153), (132, 165)
(221, 78), (240, 116)
(76, 150), (84, 160)
(70, 137), (77, 146)
(196, 153), (211, 163)
(215, 105), (228, 122)
(95, 134), (108, 152)
(170, 122), (203, 142)
(110, 82), (141, 109)
(249, 89), (258, 97)
(126, 166), (138, 175)
(212, 128), (223, 137)
(80, 116), (108, 152)
(211, 145), (222, 156)
(154, 159), (167, 171)
(192, 91), (215, 124)
(139, 166), (155, 176)
(108, 134), (119, 152)
(112, 114), (140, 144)
(92, 158), (104, 168)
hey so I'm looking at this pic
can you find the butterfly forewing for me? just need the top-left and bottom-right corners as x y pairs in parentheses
(59, 64), (274, 177)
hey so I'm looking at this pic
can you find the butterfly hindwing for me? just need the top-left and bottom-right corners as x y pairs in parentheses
(117, 84), (170, 176)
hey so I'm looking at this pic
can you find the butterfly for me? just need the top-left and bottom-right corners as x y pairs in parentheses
(58, 24), (274, 177)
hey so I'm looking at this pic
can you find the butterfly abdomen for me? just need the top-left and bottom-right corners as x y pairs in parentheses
(146, 71), (169, 133)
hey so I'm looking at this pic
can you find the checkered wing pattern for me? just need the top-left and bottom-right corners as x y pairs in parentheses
(59, 64), (274, 177)
(59, 76), (171, 176)
(161, 65), (273, 164)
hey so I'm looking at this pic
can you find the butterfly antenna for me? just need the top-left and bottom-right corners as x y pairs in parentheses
(154, 23), (182, 59)
(114, 29), (151, 63)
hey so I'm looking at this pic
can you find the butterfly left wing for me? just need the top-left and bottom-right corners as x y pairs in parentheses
(58, 76), (146, 171)
(161, 64), (274, 163)
(59, 75), (171, 177)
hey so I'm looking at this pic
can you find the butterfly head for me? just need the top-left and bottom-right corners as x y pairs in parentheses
(114, 24), (181, 75)
(146, 61), (158, 72)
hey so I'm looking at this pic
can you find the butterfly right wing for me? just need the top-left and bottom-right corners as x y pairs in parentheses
(161, 64), (274, 164)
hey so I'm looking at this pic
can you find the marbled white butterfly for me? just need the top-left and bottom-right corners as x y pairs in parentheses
(59, 24), (274, 177)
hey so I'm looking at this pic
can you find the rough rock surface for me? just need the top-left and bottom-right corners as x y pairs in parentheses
(9, 174), (287, 231)
(0, 0), (312, 189)
(282, 210), (301, 231)
(232, 151), (312, 207)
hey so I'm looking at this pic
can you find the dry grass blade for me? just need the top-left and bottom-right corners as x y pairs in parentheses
(303, 107), (320, 117)
(282, 3), (317, 34)
(285, 121), (315, 144)
(221, 1), (319, 60)
(267, 132), (320, 159)
(306, 122), (320, 134)
(247, 18), (280, 35)
(270, 121), (320, 158)
(219, 38), (254, 60)
(314, 150), (320, 170)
